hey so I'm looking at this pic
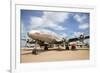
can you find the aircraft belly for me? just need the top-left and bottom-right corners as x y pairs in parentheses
(30, 34), (53, 42)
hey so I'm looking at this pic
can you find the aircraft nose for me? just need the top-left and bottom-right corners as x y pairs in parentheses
(27, 32), (32, 37)
(27, 30), (39, 38)
(27, 31), (35, 37)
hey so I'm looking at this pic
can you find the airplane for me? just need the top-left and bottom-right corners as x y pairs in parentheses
(24, 29), (90, 55)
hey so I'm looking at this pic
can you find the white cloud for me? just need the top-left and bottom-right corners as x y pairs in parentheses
(30, 17), (65, 30)
(74, 14), (86, 23)
(41, 18), (65, 30)
(74, 14), (89, 30)
(43, 12), (69, 23)
(30, 17), (43, 27)
(79, 23), (89, 29)
(29, 17), (44, 30)
(29, 12), (69, 31)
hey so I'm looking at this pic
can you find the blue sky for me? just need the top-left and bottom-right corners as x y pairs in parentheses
(21, 10), (90, 39)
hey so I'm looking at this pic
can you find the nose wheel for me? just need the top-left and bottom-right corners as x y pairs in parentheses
(32, 41), (38, 55)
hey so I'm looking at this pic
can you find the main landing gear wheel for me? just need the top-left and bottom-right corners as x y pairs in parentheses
(65, 46), (69, 50)
(32, 49), (38, 55)
(44, 43), (48, 50)
(44, 46), (48, 50)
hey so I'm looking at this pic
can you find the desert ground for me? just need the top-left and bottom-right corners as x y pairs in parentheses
(20, 46), (89, 63)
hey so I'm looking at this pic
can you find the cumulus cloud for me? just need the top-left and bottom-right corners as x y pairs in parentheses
(79, 23), (89, 29)
(43, 12), (68, 23)
(30, 17), (43, 26)
(29, 12), (69, 31)
(74, 14), (87, 23)
(74, 14), (89, 30)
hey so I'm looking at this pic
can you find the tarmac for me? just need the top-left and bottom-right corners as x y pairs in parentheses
(20, 46), (89, 63)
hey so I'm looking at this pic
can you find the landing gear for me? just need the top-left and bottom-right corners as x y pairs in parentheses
(44, 44), (48, 50)
(65, 42), (69, 50)
(44, 42), (48, 50)
(32, 49), (38, 55)
(32, 41), (38, 55)
(65, 46), (69, 50)
(80, 45), (82, 48)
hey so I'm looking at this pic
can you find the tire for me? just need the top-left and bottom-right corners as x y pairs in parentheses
(32, 49), (38, 55)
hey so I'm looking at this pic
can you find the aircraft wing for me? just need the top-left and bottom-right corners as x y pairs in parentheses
(84, 36), (89, 39)
(68, 38), (79, 42)
(68, 35), (90, 42)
